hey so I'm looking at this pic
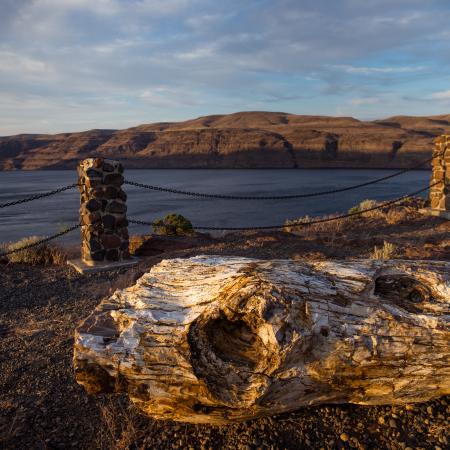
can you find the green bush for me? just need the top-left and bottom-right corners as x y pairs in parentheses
(152, 214), (194, 236)
(5, 236), (67, 265)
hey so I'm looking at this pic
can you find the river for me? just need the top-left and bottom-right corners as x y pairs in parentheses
(0, 169), (431, 243)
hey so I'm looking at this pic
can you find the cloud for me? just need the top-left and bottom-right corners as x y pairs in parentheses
(1, 0), (450, 134)
(134, 0), (199, 15)
(139, 86), (205, 107)
(430, 90), (450, 100)
(333, 65), (426, 75)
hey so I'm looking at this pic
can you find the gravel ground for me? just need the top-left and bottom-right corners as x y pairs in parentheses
(0, 209), (449, 450)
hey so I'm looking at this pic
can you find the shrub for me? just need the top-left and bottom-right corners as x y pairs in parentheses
(370, 241), (397, 260)
(348, 199), (385, 219)
(152, 214), (194, 236)
(347, 205), (361, 215)
(5, 236), (67, 265)
(385, 207), (408, 225)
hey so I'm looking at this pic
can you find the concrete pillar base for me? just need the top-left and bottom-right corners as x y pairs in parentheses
(67, 257), (139, 275)
(418, 208), (450, 220)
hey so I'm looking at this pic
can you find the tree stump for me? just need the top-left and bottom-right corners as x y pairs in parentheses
(74, 256), (450, 424)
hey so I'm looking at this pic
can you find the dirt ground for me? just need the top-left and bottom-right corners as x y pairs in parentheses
(0, 205), (449, 450)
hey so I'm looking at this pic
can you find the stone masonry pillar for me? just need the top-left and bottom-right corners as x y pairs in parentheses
(78, 158), (130, 265)
(430, 136), (450, 213)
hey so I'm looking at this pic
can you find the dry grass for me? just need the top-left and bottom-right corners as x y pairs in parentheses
(284, 215), (353, 251)
(370, 241), (397, 260)
(97, 399), (149, 450)
(385, 207), (409, 225)
(287, 198), (425, 238)
(4, 236), (67, 265)
(284, 214), (349, 236)
(384, 202), (422, 225)
(349, 197), (426, 224)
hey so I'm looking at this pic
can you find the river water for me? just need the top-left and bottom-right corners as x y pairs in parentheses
(0, 169), (430, 243)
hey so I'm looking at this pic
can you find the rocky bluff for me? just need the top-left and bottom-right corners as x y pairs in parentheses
(2, 111), (450, 170)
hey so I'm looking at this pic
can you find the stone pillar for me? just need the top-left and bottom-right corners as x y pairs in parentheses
(78, 158), (130, 265)
(430, 136), (450, 212)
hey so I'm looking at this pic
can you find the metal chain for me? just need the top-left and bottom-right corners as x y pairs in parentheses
(128, 183), (434, 231)
(0, 183), (78, 209)
(0, 224), (80, 258)
(0, 152), (439, 208)
(124, 154), (438, 201)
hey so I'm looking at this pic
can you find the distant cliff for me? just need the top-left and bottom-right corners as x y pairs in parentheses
(1, 111), (449, 170)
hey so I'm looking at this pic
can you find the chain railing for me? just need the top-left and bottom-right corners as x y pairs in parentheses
(0, 183), (78, 209)
(0, 152), (439, 258)
(0, 224), (80, 259)
(0, 153), (436, 209)
(128, 183), (435, 231)
(124, 153), (437, 201)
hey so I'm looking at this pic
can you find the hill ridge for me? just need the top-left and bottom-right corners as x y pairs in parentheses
(1, 111), (448, 170)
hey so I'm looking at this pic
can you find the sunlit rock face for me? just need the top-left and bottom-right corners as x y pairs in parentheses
(430, 135), (450, 210)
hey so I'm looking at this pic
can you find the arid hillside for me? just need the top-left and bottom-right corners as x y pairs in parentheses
(1, 111), (449, 170)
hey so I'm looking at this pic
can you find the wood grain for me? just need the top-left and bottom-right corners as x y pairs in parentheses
(74, 257), (450, 424)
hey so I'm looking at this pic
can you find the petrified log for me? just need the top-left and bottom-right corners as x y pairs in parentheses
(74, 256), (450, 424)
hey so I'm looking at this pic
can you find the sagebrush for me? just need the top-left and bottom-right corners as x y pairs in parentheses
(348, 199), (385, 219)
(4, 236), (67, 265)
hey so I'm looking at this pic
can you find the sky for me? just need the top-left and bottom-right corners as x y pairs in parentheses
(1, 0), (450, 135)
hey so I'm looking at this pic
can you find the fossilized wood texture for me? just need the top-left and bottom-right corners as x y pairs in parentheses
(74, 257), (450, 424)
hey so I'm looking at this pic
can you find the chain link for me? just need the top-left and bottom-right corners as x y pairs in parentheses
(128, 183), (434, 231)
(0, 183), (78, 209)
(124, 154), (437, 201)
(0, 224), (80, 259)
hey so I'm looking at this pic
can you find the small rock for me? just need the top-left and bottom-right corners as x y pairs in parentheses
(378, 416), (385, 425)
(389, 419), (397, 428)
(340, 433), (349, 442)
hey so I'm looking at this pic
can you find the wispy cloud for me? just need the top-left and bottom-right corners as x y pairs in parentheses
(430, 90), (450, 100)
(333, 65), (426, 75)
